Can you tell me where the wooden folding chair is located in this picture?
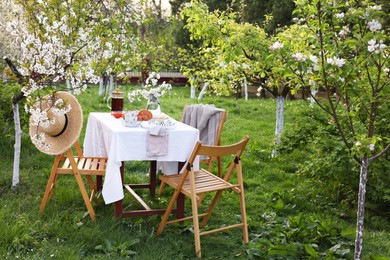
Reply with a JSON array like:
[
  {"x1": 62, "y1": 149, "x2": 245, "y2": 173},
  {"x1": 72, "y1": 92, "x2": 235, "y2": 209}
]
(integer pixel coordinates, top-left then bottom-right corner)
[
  {"x1": 156, "y1": 136, "x2": 249, "y2": 258},
  {"x1": 157, "y1": 104, "x2": 227, "y2": 196},
  {"x1": 39, "y1": 140, "x2": 107, "y2": 222}
]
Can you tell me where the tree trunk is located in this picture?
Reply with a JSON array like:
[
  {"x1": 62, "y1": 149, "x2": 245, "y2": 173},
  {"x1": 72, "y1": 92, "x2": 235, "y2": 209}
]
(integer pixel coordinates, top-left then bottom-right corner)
[
  {"x1": 99, "y1": 76, "x2": 104, "y2": 96},
  {"x1": 66, "y1": 79, "x2": 71, "y2": 91},
  {"x1": 190, "y1": 85, "x2": 196, "y2": 99},
  {"x1": 109, "y1": 74, "x2": 114, "y2": 93},
  {"x1": 354, "y1": 156, "x2": 368, "y2": 260},
  {"x1": 272, "y1": 95, "x2": 284, "y2": 157},
  {"x1": 104, "y1": 75, "x2": 109, "y2": 98},
  {"x1": 244, "y1": 78, "x2": 248, "y2": 101},
  {"x1": 198, "y1": 82, "x2": 208, "y2": 101},
  {"x1": 12, "y1": 101, "x2": 22, "y2": 187},
  {"x1": 190, "y1": 77, "x2": 196, "y2": 99}
]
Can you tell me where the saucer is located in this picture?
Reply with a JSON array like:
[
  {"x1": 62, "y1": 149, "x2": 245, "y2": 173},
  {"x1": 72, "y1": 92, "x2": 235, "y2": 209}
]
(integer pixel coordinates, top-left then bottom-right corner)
[
  {"x1": 141, "y1": 118, "x2": 177, "y2": 130},
  {"x1": 121, "y1": 119, "x2": 141, "y2": 127}
]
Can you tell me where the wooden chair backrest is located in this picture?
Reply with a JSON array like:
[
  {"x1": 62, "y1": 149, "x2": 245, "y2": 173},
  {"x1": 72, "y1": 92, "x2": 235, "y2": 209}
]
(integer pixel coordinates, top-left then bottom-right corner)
[
  {"x1": 180, "y1": 104, "x2": 227, "y2": 147},
  {"x1": 184, "y1": 136, "x2": 249, "y2": 180}
]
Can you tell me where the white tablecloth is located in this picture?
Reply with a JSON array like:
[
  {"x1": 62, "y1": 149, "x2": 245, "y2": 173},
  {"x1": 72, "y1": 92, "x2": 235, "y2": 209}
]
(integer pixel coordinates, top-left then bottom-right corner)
[{"x1": 83, "y1": 112, "x2": 199, "y2": 204}]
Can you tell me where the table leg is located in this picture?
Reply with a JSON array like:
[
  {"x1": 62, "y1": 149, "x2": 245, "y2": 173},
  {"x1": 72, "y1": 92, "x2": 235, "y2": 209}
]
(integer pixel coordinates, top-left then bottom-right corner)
[
  {"x1": 114, "y1": 162, "x2": 125, "y2": 218},
  {"x1": 177, "y1": 193, "x2": 185, "y2": 219},
  {"x1": 114, "y1": 160, "x2": 186, "y2": 219},
  {"x1": 96, "y1": 176, "x2": 102, "y2": 191},
  {"x1": 149, "y1": 161, "x2": 157, "y2": 196}
]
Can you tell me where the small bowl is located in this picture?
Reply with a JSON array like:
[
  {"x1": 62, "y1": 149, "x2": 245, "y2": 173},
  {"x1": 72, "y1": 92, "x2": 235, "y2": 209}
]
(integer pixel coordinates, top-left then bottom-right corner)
[{"x1": 111, "y1": 111, "x2": 124, "y2": 119}]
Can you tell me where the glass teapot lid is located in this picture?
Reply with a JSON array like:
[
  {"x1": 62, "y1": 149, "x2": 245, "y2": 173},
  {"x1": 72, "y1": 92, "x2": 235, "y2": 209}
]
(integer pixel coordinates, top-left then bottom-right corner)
[{"x1": 112, "y1": 89, "x2": 124, "y2": 98}]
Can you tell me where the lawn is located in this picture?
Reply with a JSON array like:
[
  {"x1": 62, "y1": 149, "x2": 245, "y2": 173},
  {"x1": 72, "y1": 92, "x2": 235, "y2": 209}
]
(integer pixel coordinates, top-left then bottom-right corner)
[{"x1": 0, "y1": 85, "x2": 389, "y2": 259}]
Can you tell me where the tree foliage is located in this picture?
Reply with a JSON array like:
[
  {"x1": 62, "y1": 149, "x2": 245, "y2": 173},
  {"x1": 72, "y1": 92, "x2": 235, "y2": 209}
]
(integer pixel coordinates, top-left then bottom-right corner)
[
  {"x1": 269, "y1": 1, "x2": 389, "y2": 258},
  {"x1": 170, "y1": 0, "x2": 295, "y2": 34}
]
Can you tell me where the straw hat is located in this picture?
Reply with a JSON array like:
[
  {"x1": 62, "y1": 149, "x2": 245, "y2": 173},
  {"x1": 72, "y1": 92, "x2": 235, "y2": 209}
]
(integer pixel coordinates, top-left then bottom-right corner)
[{"x1": 29, "y1": 91, "x2": 83, "y2": 155}]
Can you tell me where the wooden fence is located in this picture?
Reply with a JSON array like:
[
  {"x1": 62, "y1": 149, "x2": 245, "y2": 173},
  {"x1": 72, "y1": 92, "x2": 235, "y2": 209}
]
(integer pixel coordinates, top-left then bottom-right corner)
[{"x1": 122, "y1": 71, "x2": 188, "y2": 85}]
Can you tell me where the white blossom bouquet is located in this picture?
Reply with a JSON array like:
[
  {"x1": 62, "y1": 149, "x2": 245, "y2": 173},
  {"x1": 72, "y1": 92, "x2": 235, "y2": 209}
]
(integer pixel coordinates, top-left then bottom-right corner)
[{"x1": 127, "y1": 72, "x2": 172, "y2": 103}]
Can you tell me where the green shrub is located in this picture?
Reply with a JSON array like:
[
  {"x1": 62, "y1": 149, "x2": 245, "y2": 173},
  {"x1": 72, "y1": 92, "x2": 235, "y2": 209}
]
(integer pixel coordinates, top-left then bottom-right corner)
[{"x1": 279, "y1": 101, "x2": 390, "y2": 221}]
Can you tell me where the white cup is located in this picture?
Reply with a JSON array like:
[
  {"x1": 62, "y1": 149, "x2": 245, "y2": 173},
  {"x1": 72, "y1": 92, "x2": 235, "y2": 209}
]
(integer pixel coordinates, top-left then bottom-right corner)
[{"x1": 124, "y1": 110, "x2": 138, "y2": 125}]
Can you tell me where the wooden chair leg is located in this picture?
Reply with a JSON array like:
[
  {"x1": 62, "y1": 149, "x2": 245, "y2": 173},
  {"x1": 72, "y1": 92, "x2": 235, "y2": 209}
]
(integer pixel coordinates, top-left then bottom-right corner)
[
  {"x1": 238, "y1": 184, "x2": 248, "y2": 241},
  {"x1": 73, "y1": 172, "x2": 96, "y2": 222},
  {"x1": 191, "y1": 190, "x2": 202, "y2": 258},
  {"x1": 240, "y1": 190, "x2": 249, "y2": 243},
  {"x1": 85, "y1": 175, "x2": 97, "y2": 202},
  {"x1": 40, "y1": 171, "x2": 59, "y2": 211},
  {"x1": 236, "y1": 164, "x2": 248, "y2": 243},
  {"x1": 157, "y1": 189, "x2": 181, "y2": 235},
  {"x1": 40, "y1": 155, "x2": 62, "y2": 212},
  {"x1": 157, "y1": 181, "x2": 166, "y2": 196}
]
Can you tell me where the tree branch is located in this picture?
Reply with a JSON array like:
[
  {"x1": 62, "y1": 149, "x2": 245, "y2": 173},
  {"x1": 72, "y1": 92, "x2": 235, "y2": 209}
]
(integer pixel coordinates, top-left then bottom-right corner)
[
  {"x1": 368, "y1": 143, "x2": 390, "y2": 163},
  {"x1": 4, "y1": 57, "x2": 24, "y2": 82},
  {"x1": 4, "y1": 57, "x2": 27, "y2": 104}
]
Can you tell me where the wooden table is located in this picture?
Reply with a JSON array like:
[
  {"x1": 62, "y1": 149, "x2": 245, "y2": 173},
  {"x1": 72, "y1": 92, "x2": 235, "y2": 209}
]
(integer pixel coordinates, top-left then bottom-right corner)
[{"x1": 83, "y1": 112, "x2": 199, "y2": 218}]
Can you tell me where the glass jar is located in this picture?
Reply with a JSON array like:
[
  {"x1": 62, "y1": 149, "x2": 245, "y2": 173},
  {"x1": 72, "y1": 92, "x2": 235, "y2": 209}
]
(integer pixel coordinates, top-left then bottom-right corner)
[
  {"x1": 146, "y1": 95, "x2": 161, "y2": 117},
  {"x1": 108, "y1": 89, "x2": 124, "y2": 118}
]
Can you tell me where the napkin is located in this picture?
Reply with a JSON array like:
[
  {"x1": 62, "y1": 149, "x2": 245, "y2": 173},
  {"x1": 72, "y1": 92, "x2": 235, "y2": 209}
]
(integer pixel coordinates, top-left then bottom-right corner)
[
  {"x1": 149, "y1": 125, "x2": 164, "y2": 136},
  {"x1": 146, "y1": 126, "x2": 169, "y2": 156}
]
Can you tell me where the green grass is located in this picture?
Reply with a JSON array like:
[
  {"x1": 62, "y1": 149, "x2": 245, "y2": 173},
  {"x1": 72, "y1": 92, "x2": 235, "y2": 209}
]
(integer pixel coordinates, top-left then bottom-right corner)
[{"x1": 0, "y1": 85, "x2": 389, "y2": 259}]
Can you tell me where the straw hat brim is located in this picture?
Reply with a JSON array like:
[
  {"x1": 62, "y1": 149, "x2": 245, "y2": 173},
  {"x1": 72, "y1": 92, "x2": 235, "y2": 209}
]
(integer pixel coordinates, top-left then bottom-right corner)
[{"x1": 29, "y1": 91, "x2": 83, "y2": 155}]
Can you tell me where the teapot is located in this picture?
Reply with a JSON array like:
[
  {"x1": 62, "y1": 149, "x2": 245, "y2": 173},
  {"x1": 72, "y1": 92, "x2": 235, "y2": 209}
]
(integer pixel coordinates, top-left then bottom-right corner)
[{"x1": 107, "y1": 89, "x2": 124, "y2": 118}]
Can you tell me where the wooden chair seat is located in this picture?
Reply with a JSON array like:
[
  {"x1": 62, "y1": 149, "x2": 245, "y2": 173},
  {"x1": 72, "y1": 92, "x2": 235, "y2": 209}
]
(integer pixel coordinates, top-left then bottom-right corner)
[
  {"x1": 40, "y1": 141, "x2": 107, "y2": 222},
  {"x1": 57, "y1": 156, "x2": 107, "y2": 175},
  {"x1": 160, "y1": 169, "x2": 239, "y2": 199}
]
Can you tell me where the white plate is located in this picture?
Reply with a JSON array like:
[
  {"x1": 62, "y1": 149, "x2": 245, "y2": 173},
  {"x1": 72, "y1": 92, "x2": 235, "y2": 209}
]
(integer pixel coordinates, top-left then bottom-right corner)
[
  {"x1": 120, "y1": 118, "x2": 141, "y2": 127},
  {"x1": 141, "y1": 118, "x2": 177, "y2": 130}
]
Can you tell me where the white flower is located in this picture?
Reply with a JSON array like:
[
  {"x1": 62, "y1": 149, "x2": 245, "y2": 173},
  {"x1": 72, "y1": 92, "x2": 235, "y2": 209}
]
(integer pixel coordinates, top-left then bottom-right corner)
[
  {"x1": 368, "y1": 5, "x2": 382, "y2": 11},
  {"x1": 327, "y1": 57, "x2": 345, "y2": 68},
  {"x1": 292, "y1": 52, "x2": 307, "y2": 62},
  {"x1": 368, "y1": 39, "x2": 387, "y2": 53},
  {"x1": 369, "y1": 143, "x2": 375, "y2": 151},
  {"x1": 309, "y1": 55, "x2": 318, "y2": 64},
  {"x1": 355, "y1": 141, "x2": 361, "y2": 147},
  {"x1": 338, "y1": 26, "x2": 350, "y2": 38},
  {"x1": 368, "y1": 39, "x2": 376, "y2": 52},
  {"x1": 367, "y1": 19, "x2": 382, "y2": 32},
  {"x1": 270, "y1": 41, "x2": 283, "y2": 51},
  {"x1": 334, "y1": 58, "x2": 345, "y2": 67},
  {"x1": 128, "y1": 72, "x2": 172, "y2": 103},
  {"x1": 334, "y1": 13, "x2": 345, "y2": 19}
]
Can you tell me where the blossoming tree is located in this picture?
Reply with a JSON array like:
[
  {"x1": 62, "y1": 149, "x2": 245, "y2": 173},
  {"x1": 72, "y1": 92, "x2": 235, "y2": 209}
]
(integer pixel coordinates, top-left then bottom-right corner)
[
  {"x1": 1, "y1": 0, "x2": 140, "y2": 186},
  {"x1": 269, "y1": 1, "x2": 389, "y2": 258}
]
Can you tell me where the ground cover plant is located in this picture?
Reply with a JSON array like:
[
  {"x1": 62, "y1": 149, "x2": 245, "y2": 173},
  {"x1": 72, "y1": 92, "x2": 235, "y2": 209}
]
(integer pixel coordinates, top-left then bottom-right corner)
[{"x1": 0, "y1": 85, "x2": 389, "y2": 259}]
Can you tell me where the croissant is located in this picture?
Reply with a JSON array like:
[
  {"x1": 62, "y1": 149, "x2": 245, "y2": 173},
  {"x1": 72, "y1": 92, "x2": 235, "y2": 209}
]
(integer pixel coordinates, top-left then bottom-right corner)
[{"x1": 137, "y1": 109, "x2": 153, "y2": 121}]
